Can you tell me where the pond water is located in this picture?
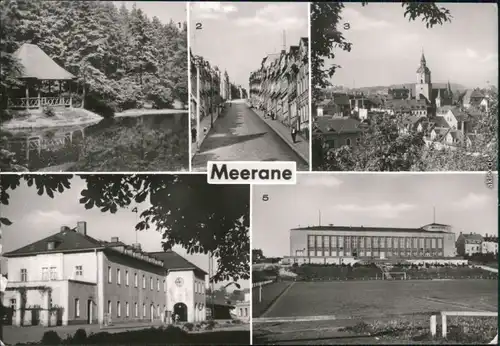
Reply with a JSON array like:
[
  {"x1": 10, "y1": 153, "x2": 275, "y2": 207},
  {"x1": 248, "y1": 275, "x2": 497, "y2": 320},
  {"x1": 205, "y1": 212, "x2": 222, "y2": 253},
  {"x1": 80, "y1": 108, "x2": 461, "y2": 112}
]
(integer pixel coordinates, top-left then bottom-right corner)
[{"x1": 1, "y1": 112, "x2": 189, "y2": 172}]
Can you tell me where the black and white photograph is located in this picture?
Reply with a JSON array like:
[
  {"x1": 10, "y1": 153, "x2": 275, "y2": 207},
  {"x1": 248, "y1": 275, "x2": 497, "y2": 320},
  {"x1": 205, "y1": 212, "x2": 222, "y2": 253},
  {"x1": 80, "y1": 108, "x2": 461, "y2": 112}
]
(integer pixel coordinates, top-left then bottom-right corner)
[
  {"x1": 0, "y1": 174, "x2": 250, "y2": 345},
  {"x1": 189, "y1": 2, "x2": 310, "y2": 171},
  {"x1": 311, "y1": 2, "x2": 498, "y2": 172},
  {"x1": 0, "y1": 1, "x2": 189, "y2": 172},
  {"x1": 252, "y1": 173, "x2": 498, "y2": 344}
]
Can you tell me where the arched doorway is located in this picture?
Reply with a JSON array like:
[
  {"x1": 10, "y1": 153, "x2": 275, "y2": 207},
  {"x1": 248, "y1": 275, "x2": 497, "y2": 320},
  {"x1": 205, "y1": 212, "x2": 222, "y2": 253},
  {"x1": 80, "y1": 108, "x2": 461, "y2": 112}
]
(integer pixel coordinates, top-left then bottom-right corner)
[{"x1": 173, "y1": 302, "x2": 188, "y2": 322}]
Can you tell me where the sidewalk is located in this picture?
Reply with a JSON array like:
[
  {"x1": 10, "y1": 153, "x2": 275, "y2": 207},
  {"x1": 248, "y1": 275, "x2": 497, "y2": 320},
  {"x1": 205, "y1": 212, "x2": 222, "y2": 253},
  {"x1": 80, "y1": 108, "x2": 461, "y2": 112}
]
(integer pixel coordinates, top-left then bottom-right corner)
[
  {"x1": 191, "y1": 110, "x2": 221, "y2": 159},
  {"x1": 252, "y1": 108, "x2": 309, "y2": 163}
]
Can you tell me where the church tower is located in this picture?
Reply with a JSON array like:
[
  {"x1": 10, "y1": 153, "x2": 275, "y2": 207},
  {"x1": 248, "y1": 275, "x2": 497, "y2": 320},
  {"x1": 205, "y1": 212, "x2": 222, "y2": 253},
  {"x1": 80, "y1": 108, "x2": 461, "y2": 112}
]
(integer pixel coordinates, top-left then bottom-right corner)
[{"x1": 415, "y1": 50, "x2": 432, "y2": 102}]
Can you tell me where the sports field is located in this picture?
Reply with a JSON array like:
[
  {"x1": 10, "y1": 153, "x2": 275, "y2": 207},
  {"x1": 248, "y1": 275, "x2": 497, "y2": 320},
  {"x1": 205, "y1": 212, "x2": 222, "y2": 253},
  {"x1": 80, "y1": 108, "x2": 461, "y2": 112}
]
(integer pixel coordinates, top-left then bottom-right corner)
[
  {"x1": 254, "y1": 280, "x2": 497, "y2": 344},
  {"x1": 262, "y1": 280, "x2": 497, "y2": 318}
]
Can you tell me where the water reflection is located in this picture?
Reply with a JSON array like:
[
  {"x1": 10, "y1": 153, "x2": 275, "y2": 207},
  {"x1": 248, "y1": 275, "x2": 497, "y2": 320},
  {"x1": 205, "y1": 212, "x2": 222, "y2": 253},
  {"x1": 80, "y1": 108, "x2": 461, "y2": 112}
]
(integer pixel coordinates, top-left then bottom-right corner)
[{"x1": 2, "y1": 113, "x2": 188, "y2": 171}]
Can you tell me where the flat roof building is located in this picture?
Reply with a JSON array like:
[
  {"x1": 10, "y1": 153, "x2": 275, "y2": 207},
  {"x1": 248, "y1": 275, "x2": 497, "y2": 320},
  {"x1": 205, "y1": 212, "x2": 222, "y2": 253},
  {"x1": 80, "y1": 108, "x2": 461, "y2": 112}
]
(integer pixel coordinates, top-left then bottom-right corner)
[{"x1": 285, "y1": 223, "x2": 456, "y2": 265}]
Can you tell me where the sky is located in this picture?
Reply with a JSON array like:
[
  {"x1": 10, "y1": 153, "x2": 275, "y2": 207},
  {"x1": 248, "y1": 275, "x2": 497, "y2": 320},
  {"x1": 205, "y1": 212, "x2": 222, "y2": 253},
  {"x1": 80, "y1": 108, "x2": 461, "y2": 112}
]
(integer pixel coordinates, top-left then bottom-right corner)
[
  {"x1": 112, "y1": 1, "x2": 187, "y2": 24},
  {"x1": 253, "y1": 173, "x2": 498, "y2": 258},
  {"x1": 328, "y1": 3, "x2": 498, "y2": 88},
  {"x1": 190, "y1": 2, "x2": 309, "y2": 90},
  {"x1": 0, "y1": 176, "x2": 248, "y2": 292}
]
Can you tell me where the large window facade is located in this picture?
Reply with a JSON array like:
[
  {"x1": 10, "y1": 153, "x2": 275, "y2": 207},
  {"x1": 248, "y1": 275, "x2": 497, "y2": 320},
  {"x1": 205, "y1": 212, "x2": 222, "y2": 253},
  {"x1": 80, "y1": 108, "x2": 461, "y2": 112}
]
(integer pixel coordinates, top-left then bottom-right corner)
[{"x1": 305, "y1": 233, "x2": 445, "y2": 258}]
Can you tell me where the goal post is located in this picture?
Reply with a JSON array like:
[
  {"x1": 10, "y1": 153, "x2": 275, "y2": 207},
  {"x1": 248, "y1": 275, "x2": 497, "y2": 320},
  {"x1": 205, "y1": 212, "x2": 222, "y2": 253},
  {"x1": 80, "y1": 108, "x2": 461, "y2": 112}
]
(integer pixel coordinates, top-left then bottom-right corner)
[{"x1": 389, "y1": 271, "x2": 407, "y2": 280}]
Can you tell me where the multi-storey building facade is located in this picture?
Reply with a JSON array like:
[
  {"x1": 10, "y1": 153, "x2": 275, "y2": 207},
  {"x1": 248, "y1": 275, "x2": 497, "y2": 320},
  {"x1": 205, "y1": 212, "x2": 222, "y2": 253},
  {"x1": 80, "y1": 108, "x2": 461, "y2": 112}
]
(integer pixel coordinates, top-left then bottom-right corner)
[
  {"x1": 482, "y1": 235, "x2": 498, "y2": 255},
  {"x1": 249, "y1": 37, "x2": 309, "y2": 135},
  {"x1": 2, "y1": 222, "x2": 206, "y2": 326},
  {"x1": 284, "y1": 223, "x2": 456, "y2": 265}
]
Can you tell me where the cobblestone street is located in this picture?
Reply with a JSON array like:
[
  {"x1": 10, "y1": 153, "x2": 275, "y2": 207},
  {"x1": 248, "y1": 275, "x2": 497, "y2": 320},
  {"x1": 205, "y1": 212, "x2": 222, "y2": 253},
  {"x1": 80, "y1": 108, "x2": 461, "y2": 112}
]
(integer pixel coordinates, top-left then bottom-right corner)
[{"x1": 192, "y1": 101, "x2": 308, "y2": 171}]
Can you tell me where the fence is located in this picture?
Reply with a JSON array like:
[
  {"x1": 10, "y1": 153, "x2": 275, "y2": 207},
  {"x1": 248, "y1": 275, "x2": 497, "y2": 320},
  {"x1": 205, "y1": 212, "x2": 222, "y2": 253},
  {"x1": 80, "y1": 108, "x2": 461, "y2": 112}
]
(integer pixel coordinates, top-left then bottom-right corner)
[
  {"x1": 430, "y1": 311, "x2": 498, "y2": 341},
  {"x1": 252, "y1": 280, "x2": 273, "y2": 288}
]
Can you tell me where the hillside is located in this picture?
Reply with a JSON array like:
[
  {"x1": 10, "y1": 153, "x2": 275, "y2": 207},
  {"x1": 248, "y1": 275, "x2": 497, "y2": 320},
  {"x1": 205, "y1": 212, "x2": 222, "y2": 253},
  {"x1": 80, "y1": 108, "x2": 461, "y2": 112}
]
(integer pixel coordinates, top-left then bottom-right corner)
[{"x1": 327, "y1": 83, "x2": 468, "y2": 95}]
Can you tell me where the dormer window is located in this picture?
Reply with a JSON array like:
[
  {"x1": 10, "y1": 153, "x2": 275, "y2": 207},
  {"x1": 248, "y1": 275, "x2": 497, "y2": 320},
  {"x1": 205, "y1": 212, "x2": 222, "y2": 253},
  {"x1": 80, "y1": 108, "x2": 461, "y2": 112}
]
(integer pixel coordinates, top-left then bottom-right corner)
[{"x1": 47, "y1": 241, "x2": 56, "y2": 250}]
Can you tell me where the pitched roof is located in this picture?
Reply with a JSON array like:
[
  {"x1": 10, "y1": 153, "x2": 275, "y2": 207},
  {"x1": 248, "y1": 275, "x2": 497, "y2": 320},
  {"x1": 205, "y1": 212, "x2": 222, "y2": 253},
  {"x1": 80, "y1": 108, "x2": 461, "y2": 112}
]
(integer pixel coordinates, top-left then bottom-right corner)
[
  {"x1": 314, "y1": 117, "x2": 362, "y2": 134},
  {"x1": 462, "y1": 233, "x2": 483, "y2": 241},
  {"x1": 291, "y1": 225, "x2": 452, "y2": 234},
  {"x1": 3, "y1": 228, "x2": 104, "y2": 257},
  {"x1": 13, "y1": 43, "x2": 75, "y2": 80},
  {"x1": 148, "y1": 250, "x2": 207, "y2": 275}
]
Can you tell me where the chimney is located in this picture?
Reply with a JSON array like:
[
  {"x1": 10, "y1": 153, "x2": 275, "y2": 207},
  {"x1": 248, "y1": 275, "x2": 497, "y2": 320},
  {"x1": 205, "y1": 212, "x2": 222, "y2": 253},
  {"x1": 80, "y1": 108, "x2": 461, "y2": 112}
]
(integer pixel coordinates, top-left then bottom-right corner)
[
  {"x1": 111, "y1": 237, "x2": 119, "y2": 243},
  {"x1": 77, "y1": 221, "x2": 87, "y2": 235}
]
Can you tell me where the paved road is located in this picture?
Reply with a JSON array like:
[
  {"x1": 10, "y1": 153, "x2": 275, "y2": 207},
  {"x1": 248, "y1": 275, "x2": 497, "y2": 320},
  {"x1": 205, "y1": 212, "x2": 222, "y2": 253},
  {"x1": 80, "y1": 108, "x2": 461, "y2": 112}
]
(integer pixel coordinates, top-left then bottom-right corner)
[{"x1": 192, "y1": 101, "x2": 308, "y2": 171}]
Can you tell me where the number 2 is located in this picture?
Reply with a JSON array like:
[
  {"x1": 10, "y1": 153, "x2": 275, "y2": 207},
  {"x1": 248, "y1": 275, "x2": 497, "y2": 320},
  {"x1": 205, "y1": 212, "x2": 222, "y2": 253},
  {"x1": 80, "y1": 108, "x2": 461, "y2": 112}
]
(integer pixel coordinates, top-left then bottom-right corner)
[{"x1": 196, "y1": 22, "x2": 202, "y2": 30}]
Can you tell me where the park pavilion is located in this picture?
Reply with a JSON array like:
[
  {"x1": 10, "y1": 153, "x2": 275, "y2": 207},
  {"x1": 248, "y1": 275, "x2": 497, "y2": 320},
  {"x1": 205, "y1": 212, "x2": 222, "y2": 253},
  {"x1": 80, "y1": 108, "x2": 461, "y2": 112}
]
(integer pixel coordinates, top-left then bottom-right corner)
[{"x1": 7, "y1": 43, "x2": 77, "y2": 111}]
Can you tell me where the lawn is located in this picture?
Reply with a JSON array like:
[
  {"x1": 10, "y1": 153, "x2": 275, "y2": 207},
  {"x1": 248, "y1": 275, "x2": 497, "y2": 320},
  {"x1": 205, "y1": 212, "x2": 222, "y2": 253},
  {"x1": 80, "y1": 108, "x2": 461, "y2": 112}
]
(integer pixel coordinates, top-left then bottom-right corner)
[
  {"x1": 264, "y1": 280, "x2": 497, "y2": 318},
  {"x1": 252, "y1": 281, "x2": 291, "y2": 318}
]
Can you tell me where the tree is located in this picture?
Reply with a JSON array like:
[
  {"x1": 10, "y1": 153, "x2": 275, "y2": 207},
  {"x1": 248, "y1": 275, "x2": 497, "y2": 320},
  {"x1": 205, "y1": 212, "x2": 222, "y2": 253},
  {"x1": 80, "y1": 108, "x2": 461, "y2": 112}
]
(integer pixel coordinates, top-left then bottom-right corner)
[
  {"x1": 0, "y1": 174, "x2": 250, "y2": 283},
  {"x1": 252, "y1": 249, "x2": 264, "y2": 260},
  {"x1": 319, "y1": 114, "x2": 426, "y2": 171},
  {"x1": 311, "y1": 2, "x2": 452, "y2": 106}
]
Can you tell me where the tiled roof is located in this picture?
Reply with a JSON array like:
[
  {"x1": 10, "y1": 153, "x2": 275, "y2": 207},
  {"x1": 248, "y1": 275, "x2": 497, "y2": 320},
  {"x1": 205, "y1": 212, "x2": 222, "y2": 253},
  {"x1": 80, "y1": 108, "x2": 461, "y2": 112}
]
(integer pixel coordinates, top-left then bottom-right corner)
[
  {"x1": 291, "y1": 225, "x2": 452, "y2": 234},
  {"x1": 429, "y1": 116, "x2": 450, "y2": 129},
  {"x1": 13, "y1": 43, "x2": 75, "y2": 80},
  {"x1": 148, "y1": 250, "x2": 207, "y2": 275},
  {"x1": 462, "y1": 233, "x2": 483, "y2": 241},
  {"x1": 3, "y1": 228, "x2": 104, "y2": 257},
  {"x1": 314, "y1": 117, "x2": 362, "y2": 134}
]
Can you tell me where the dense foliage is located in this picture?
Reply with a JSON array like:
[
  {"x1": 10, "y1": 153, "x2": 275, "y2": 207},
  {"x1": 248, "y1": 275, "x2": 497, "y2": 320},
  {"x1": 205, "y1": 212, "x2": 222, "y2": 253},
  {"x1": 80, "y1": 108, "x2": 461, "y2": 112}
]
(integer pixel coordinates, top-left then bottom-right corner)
[
  {"x1": 0, "y1": 175, "x2": 250, "y2": 283},
  {"x1": 0, "y1": 0, "x2": 187, "y2": 114},
  {"x1": 314, "y1": 90, "x2": 498, "y2": 171}
]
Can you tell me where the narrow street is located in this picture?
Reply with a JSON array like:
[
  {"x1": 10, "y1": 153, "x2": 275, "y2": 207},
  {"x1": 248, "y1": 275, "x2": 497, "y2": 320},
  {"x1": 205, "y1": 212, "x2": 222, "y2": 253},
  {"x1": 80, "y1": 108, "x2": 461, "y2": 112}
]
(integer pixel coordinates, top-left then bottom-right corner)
[{"x1": 192, "y1": 101, "x2": 308, "y2": 171}]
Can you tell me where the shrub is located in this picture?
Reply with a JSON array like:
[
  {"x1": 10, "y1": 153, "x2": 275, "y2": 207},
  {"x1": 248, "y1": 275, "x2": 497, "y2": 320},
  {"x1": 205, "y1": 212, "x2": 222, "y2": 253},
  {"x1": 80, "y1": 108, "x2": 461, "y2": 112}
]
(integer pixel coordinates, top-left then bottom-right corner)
[
  {"x1": 84, "y1": 94, "x2": 116, "y2": 118},
  {"x1": 183, "y1": 322, "x2": 194, "y2": 331},
  {"x1": 43, "y1": 106, "x2": 56, "y2": 117},
  {"x1": 41, "y1": 330, "x2": 61, "y2": 345},
  {"x1": 71, "y1": 328, "x2": 87, "y2": 344}
]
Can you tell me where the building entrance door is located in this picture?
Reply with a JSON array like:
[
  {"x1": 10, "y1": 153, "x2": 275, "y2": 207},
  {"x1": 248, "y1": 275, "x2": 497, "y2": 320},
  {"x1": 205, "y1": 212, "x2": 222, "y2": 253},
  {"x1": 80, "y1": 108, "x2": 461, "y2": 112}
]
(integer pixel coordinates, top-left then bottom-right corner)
[
  {"x1": 87, "y1": 300, "x2": 92, "y2": 324},
  {"x1": 173, "y1": 302, "x2": 188, "y2": 322}
]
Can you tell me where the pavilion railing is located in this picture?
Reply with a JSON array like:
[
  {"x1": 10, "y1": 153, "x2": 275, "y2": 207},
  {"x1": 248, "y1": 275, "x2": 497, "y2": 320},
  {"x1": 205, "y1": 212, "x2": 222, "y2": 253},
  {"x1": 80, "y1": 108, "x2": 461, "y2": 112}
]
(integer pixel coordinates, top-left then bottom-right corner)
[{"x1": 7, "y1": 97, "x2": 72, "y2": 109}]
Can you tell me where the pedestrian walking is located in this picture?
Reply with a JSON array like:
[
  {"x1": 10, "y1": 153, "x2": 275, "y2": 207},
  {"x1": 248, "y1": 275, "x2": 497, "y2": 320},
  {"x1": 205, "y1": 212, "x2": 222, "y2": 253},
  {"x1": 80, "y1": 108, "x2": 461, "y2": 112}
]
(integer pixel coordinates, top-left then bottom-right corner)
[
  {"x1": 291, "y1": 126, "x2": 297, "y2": 143},
  {"x1": 191, "y1": 127, "x2": 197, "y2": 143}
]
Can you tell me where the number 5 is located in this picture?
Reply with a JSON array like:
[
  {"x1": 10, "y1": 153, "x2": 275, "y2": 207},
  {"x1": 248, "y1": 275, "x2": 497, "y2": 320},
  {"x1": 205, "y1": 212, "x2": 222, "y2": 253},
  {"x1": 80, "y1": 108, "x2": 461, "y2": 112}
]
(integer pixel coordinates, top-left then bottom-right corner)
[{"x1": 262, "y1": 194, "x2": 269, "y2": 202}]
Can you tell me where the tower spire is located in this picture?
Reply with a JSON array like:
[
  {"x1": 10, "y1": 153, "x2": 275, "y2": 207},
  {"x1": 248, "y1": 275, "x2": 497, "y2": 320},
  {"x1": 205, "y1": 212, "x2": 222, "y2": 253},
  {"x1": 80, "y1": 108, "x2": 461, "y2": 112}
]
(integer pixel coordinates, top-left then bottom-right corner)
[{"x1": 420, "y1": 48, "x2": 426, "y2": 65}]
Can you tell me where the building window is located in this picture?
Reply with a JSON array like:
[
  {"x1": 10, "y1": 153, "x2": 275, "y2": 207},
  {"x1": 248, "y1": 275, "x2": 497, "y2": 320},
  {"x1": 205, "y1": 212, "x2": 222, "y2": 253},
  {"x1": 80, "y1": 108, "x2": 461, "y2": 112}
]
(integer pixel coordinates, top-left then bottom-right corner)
[
  {"x1": 108, "y1": 266, "x2": 112, "y2": 283},
  {"x1": 163, "y1": 279, "x2": 166, "y2": 292},
  {"x1": 126, "y1": 302, "x2": 129, "y2": 317},
  {"x1": 157, "y1": 279, "x2": 160, "y2": 291},
  {"x1": 49, "y1": 267, "x2": 57, "y2": 280},
  {"x1": 117, "y1": 301, "x2": 121, "y2": 318},
  {"x1": 126, "y1": 271, "x2": 129, "y2": 286},
  {"x1": 157, "y1": 305, "x2": 160, "y2": 317},
  {"x1": 117, "y1": 268, "x2": 121, "y2": 285},
  {"x1": 75, "y1": 265, "x2": 83, "y2": 277},
  {"x1": 245, "y1": 308, "x2": 248, "y2": 317},
  {"x1": 150, "y1": 277, "x2": 153, "y2": 290},
  {"x1": 135, "y1": 303, "x2": 138, "y2": 317},
  {"x1": 42, "y1": 267, "x2": 49, "y2": 281},
  {"x1": 75, "y1": 299, "x2": 80, "y2": 318},
  {"x1": 108, "y1": 300, "x2": 112, "y2": 315},
  {"x1": 143, "y1": 304, "x2": 146, "y2": 318},
  {"x1": 346, "y1": 138, "x2": 351, "y2": 146},
  {"x1": 134, "y1": 273, "x2": 138, "y2": 287},
  {"x1": 437, "y1": 238, "x2": 443, "y2": 248},
  {"x1": 142, "y1": 275, "x2": 146, "y2": 289},
  {"x1": 10, "y1": 299, "x2": 16, "y2": 311}
]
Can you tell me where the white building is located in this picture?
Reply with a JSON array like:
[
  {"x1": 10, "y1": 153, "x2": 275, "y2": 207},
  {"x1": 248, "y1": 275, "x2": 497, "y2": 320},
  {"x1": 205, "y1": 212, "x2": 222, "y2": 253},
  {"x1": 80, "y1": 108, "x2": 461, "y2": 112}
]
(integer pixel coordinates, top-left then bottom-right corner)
[
  {"x1": 2, "y1": 222, "x2": 206, "y2": 327},
  {"x1": 481, "y1": 235, "x2": 499, "y2": 255}
]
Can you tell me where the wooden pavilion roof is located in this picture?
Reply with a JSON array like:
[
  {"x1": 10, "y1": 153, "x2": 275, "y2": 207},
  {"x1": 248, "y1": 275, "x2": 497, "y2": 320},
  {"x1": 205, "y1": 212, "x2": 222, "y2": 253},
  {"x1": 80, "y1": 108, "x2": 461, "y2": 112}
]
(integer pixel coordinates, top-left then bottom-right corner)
[{"x1": 13, "y1": 43, "x2": 75, "y2": 81}]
